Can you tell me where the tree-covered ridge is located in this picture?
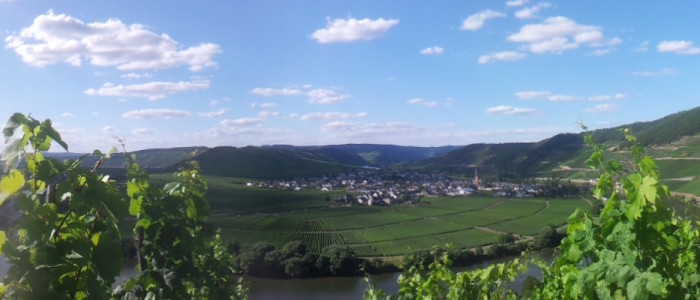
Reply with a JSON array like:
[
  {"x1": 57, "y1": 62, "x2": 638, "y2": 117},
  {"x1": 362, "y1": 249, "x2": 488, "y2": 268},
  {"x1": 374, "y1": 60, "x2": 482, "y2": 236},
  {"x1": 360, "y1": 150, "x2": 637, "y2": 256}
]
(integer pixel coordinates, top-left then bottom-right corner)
[
  {"x1": 0, "y1": 113, "x2": 246, "y2": 299},
  {"x1": 366, "y1": 128, "x2": 700, "y2": 299}
]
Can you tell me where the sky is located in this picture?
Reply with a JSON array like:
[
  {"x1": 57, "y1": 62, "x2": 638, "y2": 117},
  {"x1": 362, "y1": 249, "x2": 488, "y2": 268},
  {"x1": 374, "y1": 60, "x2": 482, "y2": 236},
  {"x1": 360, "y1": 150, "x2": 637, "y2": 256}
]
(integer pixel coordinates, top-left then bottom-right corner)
[{"x1": 1, "y1": 1, "x2": 699, "y2": 153}]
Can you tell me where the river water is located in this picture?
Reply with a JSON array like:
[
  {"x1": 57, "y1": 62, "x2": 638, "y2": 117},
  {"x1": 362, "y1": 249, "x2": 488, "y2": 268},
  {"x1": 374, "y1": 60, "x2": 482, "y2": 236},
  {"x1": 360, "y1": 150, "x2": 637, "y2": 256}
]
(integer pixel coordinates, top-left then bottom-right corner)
[{"x1": 1, "y1": 252, "x2": 549, "y2": 299}]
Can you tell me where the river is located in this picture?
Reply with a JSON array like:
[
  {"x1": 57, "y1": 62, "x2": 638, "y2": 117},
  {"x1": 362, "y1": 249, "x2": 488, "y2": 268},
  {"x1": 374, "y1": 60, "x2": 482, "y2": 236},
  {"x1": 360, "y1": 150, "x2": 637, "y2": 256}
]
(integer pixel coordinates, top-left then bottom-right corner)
[{"x1": 1, "y1": 252, "x2": 550, "y2": 299}]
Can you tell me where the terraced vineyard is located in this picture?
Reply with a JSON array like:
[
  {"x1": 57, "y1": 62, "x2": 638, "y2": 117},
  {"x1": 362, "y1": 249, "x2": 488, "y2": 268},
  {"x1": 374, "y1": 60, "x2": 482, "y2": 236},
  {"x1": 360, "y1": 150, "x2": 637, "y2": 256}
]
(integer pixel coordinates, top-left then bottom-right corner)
[{"x1": 211, "y1": 195, "x2": 591, "y2": 257}]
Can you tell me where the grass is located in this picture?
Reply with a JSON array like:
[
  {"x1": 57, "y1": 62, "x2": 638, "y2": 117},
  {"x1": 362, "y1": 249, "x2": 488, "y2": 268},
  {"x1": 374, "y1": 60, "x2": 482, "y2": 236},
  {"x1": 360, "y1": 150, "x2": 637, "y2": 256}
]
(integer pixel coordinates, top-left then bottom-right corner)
[
  {"x1": 143, "y1": 174, "x2": 593, "y2": 256},
  {"x1": 202, "y1": 178, "x2": 592, "y2": 256}
]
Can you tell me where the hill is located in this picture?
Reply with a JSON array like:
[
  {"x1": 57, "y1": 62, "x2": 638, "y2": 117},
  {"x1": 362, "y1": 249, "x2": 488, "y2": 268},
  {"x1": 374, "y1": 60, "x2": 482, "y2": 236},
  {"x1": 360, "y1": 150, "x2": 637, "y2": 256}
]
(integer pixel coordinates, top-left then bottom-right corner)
[
  {"x1": 174, "y1": 146, "x2": 358, "y2": 179},
  {"x1": 402, "y1": 106, "x2": 700, "y2": 185},
  {"x1": 274, "y1": 144, "x2": 461, "y2": 167},
  {"x1": 400, "y1": 133, "x2": 584, "y2": 178}
]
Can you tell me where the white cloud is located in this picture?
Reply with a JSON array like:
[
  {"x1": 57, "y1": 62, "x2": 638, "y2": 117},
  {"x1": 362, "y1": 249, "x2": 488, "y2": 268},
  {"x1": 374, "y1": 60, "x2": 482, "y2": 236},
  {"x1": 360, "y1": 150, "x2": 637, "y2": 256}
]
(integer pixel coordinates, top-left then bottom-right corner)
[
  {"x1": 657, "y1": 40, "x2": 700, "y2": 55},
  {"x1": 586, "y1": 48, "x2": 613, "y2": 56},
  {"x1": 311, "y1": 17, "x2": 399, "y2": 43},
  {"x1": 506, "y1": 0, "x2": 529, "y2": 7},
  {"x1": 515, "y1": 90, "x2": 551, "y2": 100},
  {"x1": 548, "y1": 94, "x2": 582, "y2": 102},
  {"x1": 321, "y1": 121, "x2": 436, "y2": 139},
  {"x1": 220, "y1": 118, "x2": 264, "y2": 127},
  {"x1": 121, "y1": 72, "x2": 152, "y2": 79},
  {"x1": 631, "y1": 68, "x2": 679, "y2": 77},
  {"x1": 85, "y1": 80, "x2": 210, "y2": 100},
  {"x1": 5, "y1": 10, "x2": 221, "y2": 71},
  {"x1": 407, "y1": 98, "x2": 439, "y2": 108},
  {"x1": 259, "y1": 102, "x2": 278, "y2": 108},
  {"x1": 514, "y1": 2, "x2": 551, "y2": 19},
  {"x1": 101, "y1": 126, "x2": 116, "y2": 133},
  {"x1": 478, "y1": 51, "x2": 526, "y2": 64},
  {"x1": 132, "y1": 128, "x2": 156, "y2": 135},
  {"x1": 420, "y1": 46, "x2": 444, "y2": 55},
  {"x1": 507, "y1": 16, "x2": 611, "y2": 54},
  {"x1": 461, "y1": 10, "x2": 505, "y2": 31},
  {"x1": 633, "y1": 40, "x2": 649, "y2": 52},
  {"x1": 61, "y1": 112, "x2": 75, "y2": 117},
  {"x1": 209, "y1": 100, "x2": 219, "y2": 106},
  {"x1": 585, "y1": 103, "x2": 618, "y2": 113},
  {"x1": 198, "y1": 108, "x2": 227, "y2": 118},
  {"x1": 300, "y1": 112, "x2": 368, "y2": 121},
  {"x1": 257, "y1": 111, "x2": 279, "y2": 118},
  {"x1": 122, "y1": 108, "x2": 192, "y2": 119},
  {"x1": 588, "y1": 93, "x2": 627, "y2": 101},
  {"x1": 250, "y1": 87, "x2": 303, "y2": 97},
  {"x1": 485, "y1": 105, "x2": 537, "y2": 115},
  {"x1": 308, "y1": 89, "x2": 349, "y2": 104}
]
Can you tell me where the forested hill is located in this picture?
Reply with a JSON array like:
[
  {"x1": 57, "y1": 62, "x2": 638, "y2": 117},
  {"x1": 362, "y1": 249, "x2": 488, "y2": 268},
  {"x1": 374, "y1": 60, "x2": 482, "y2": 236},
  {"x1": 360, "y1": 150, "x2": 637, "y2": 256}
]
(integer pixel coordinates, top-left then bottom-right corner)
[
  {"x1": 401, "y1": 105, "x2": 700, "y2": 181},
  {"x1": 399, "y1": 133, "x2": 584, "y2": 178},
  {"x1": 268, "y1": 144, "x2": 461, "y2": 167},
  {"x1": 591, "y1": 106, "x2": 700, "y2": 145},
  {"x1": 40, "y1": 106, "x2": 700, "y2": 184}
]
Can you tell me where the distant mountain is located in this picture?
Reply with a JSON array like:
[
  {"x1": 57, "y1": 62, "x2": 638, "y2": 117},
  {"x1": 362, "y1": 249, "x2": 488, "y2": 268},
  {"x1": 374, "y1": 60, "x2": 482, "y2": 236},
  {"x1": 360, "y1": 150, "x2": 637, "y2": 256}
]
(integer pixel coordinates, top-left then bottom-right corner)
[
  {"x1": 401, "y1": 106, "x2": 700, "y2": 182},
  {"x1": 268, "y1": 144, "x2": 461, "y2": 167},
  {"x1": 175, "y1": 146, "x2": 357, "y2": 179},
  {"x1": 37, "y1": 106, "x2": 700, "y2": 187},
  {"x1": 45, "y1": 147, "x2": 206, "y2": 170},
  {"x1": 401, "y1": 133, "x2": 584, "y2": 178}
]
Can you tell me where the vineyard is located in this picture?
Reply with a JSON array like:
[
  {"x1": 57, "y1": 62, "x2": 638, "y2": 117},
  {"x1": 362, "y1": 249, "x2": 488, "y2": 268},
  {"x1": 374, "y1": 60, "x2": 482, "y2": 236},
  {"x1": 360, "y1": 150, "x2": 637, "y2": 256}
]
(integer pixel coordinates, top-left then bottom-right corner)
[{"x1": 208, "y1": 186, "x2": 591, "y2": 257}]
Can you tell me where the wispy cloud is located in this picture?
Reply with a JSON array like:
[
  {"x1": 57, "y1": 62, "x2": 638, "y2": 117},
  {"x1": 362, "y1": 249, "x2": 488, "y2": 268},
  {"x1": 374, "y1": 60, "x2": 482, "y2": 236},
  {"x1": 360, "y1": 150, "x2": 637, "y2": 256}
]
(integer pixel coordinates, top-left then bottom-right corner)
[
  {"x1": 514, "y1": 2, "x2": 551, "y2": 19},
  {"x1": 461, "y1": 10, "x2": 505, "y2": 31},
  {"x1": 61, "y1": 112, "x2": 76, "y2": 118},
  {"x1": 299, "y1": 112, "x2": 368, "y2": 121},
  {"x1": 85, "y1": 80, "x2": 210, "y2": 100},
  {"x1": 585, "y1": 103, "x2": 618, "y2": 113},
  {"x1": 420, "y1": 46, "x2": 444, "y2": 55},
  {"x1": 198, "y1": 108, "x2": 227, "y2": 118},
  {"x1": 478, "y1": 51, "x2": 526, "y2": 64},
  {"x1": 548, "y1": 94, "x2": 583, "y2": 102},
  {"x1": 515, "y1": 90, "x2": 552, "y2": 100},
  {"x1": 122, "y1": 108, "x2": 192, "y2": 119},
  {"x1": 308, "y1": 89, "x2": 349, "y2": 104},
  {"x1": 657, "y1": 40, "x2": 700, "y2": 55},
  {"x1": 121, "y1": 73, "x2": 153, "y2": 80},
  {"x1": 250, "y1": 87, "x2": 303, "y2": 97},
  {"x1": 485, "y1": 105, "x2": 537, "y2": 115},
  {"x1": 632, "y1": 40, "x2": 649, "y2": 52},
  {"x1": 132, "y1": 128, "x2": 157, "y2": 135},
  {"x1": 588, "y1": 93, "x2": 627, "y2": 101},
  {"x1": 5, "y1": 10, "x2": 221, "y2": 71},
  {"x1": 407, "y1": 98, "x2": 440, "y2": 107},
  {"x1": 311, "y1": 17, "x2": 399, "y2": 43},
  {"x1": 631, "y1": 68, "x2": 678, "y2": 77},
  {"x1": 506, "y1": 0, "x2": 529, "y2": 7}
]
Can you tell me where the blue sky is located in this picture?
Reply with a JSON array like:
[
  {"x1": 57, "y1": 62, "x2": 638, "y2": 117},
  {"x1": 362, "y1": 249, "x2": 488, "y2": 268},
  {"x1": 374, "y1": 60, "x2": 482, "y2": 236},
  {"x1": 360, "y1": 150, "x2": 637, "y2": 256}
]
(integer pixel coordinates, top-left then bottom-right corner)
[{"x1": 1, "y1": 1, "x2": 699, "y2": 152}]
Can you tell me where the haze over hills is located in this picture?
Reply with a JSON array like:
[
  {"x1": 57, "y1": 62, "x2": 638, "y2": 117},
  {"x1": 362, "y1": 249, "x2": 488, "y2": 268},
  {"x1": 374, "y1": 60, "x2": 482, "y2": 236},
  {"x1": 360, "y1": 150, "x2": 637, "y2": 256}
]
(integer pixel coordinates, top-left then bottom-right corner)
[{"x1": 41, "y1": 106, "x2": 700, "y2": 193}]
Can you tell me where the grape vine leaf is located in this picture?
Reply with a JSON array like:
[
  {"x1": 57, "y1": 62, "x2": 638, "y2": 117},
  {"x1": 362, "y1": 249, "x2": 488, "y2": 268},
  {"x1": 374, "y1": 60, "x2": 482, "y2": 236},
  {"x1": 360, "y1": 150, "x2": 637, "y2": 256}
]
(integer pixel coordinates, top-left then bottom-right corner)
[{"x1": 0, "y1": 169, "x2": 25, "y2": 206}]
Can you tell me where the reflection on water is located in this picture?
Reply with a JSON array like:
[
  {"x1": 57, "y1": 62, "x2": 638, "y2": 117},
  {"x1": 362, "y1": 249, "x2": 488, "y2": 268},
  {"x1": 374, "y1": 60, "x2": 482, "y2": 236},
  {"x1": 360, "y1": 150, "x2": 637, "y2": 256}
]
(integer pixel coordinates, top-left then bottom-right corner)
[{"x1": 1, "y1": 250, "x2": 555, "y2": 299}]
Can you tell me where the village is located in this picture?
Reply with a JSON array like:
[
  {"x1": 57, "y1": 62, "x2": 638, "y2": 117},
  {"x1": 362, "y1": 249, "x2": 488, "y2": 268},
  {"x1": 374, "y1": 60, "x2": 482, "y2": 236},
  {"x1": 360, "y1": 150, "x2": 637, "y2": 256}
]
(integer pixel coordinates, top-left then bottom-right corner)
[{"x1": 246, "y1": 168, "x2": 585, "y2": 206}]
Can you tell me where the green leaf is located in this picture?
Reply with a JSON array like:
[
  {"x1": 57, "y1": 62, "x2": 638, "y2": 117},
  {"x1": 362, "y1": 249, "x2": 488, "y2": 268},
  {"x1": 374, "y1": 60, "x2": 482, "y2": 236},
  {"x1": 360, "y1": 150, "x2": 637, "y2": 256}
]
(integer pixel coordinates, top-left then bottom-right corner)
[
  {"x1": 129, "y1": 197, "x2": 143, "y2": 216},
  {"x1": 41, "y1": 119, "x2": 68, "y2": 151},
  {"x1": 0, "y1": 169, "x2": 26, "y2": 206},
  {"x1": 91, "y1": 233, "x2": 101, "y2": 246},
  {"x1": 0, "y1": 231, "x2": 6, "y2": 253}
]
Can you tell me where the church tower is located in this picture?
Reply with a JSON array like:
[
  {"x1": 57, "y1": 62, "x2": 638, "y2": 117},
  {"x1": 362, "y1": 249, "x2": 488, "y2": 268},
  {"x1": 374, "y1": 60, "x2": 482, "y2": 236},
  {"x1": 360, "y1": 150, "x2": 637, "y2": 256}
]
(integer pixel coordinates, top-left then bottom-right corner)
[{"x1": 473, "y1": 168, "x2": 480, "y2": 186}]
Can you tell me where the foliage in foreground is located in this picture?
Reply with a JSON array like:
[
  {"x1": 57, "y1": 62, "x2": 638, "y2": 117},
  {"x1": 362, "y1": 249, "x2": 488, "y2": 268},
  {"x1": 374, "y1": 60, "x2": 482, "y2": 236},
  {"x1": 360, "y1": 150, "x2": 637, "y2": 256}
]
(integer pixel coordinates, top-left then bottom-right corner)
[
  {"x1": 366, "y1": 128, "x2": 700, "y2": 299},
  {"x1": 0, "y1": 113, "x2": 246, "y2": 299}
]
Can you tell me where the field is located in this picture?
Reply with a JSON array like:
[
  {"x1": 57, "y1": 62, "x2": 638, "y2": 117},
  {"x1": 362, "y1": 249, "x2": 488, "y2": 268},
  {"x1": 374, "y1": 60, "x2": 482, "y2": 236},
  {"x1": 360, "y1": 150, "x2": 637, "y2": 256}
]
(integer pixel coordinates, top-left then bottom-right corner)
[{"x1": 189, "y1": 175, "x2": 592, "y2": 257}]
